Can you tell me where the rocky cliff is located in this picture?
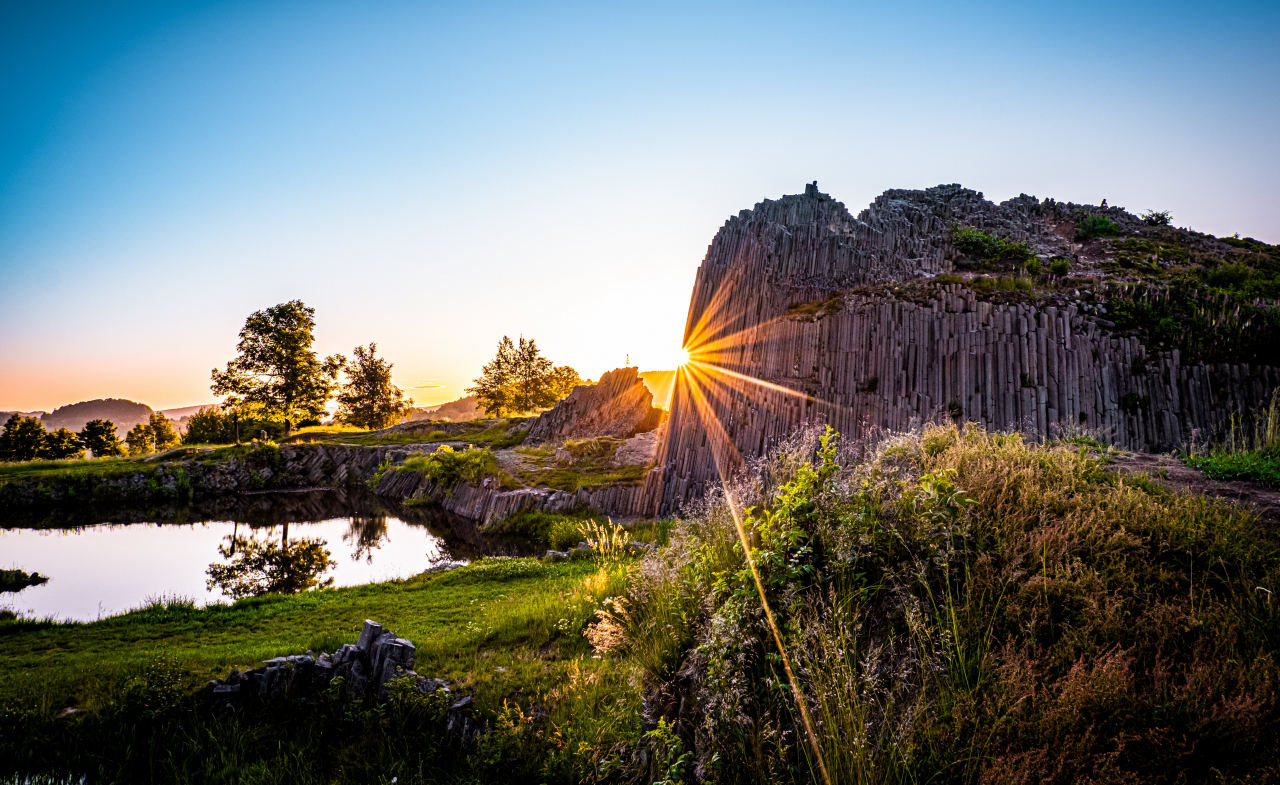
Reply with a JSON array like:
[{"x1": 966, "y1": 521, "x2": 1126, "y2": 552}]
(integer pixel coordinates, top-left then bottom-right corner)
[
  {"x1": 644, "y1": 183, "x2": 1280, "y2": 515},
  {"x1": 526, "y1": 367, "x2": 663, "y2": 443}
]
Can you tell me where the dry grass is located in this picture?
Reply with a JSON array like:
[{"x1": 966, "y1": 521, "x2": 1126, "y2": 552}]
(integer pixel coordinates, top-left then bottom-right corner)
[{"x1": 621, "y1": 422, "x2": 1280, "y2": 783}]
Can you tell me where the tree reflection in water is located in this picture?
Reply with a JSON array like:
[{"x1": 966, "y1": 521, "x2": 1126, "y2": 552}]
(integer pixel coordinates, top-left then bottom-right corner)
[
  {"x1": 205, "y1": 522, "x2": 336, "y2": 599},
  {"x1": 343, "y1": 515, "x2": 389, "y2": 564}
]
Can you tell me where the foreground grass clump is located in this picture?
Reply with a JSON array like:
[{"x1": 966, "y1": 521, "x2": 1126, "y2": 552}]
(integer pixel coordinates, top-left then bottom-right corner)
[
  {"x1": 0, "y1": 557, "x2": 639, "y2": 783},
  {"x1": 0, "y1": 569, "x2": 49, "y2": 593},
  {"x1": 613, "y1": 423, "x2": 1280, "y2": 783}
]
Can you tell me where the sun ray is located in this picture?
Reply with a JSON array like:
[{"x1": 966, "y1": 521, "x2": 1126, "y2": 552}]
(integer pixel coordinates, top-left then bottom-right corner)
[{"x1": 671, "y1": 354, "x2": 833, "y2": 785}]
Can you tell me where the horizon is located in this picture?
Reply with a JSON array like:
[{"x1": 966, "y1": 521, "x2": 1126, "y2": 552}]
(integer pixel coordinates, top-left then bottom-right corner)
[{"x1": 3, "y1": 0, "x2": 1278, "y2": 412}]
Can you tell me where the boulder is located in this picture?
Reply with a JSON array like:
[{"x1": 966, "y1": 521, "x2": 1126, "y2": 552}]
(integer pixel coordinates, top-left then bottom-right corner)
[{"x1": 526, "y1": 367, "x2": 664, "y2": 444}]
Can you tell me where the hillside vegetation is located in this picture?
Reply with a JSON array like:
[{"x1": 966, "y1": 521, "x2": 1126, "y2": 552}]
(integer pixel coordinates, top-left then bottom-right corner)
[{"x1": 4, "y1": 422, "x2": 1278, "y2": 783}]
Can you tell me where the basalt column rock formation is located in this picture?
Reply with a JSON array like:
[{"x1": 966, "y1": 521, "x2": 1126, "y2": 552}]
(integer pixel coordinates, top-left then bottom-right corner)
[
  {"x1": 526, "y1": 367, "x2": 663, "y2": 443},
  {"x1": 645, "y1": 183, "x2": 1280, "y2": 515}
]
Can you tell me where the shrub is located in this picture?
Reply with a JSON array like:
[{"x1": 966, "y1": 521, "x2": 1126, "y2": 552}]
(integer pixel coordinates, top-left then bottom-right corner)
[
  {"x1": 1050, "y1": 257, "x2": 1071, "y2": 276},
  {"x1": 1026, "y1": 258, "x2": 1043, "y2": 276},
  {"x1": 401, "y1": 445, "x2": 504, "y2": 488},
  {"x1": 1076, "y1": 214, "x2": 1121, "y2": 240},
  {"x1": 1141, "y1": 209, "x2": 1172, "y2": 226},
  {"x1": 950, "y1": 225, "x2": 1033, "y2": 265}
]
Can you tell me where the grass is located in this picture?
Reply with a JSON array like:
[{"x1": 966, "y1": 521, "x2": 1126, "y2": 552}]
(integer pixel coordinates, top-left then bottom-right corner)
[
  {"x1": 949, "y1": 224, "x2": 1034, "y2": 266},
  {"x1": 0, "y1": 556, "x2": 640, "y2": 783},
  {"x1": 304, "y1": 420, "x2": 530, "y2": 449},
  {"x1": 0, "y1": 456, "x2": 148, "y2": 481},
  {"x1": 520, "y1": 464, "x2": 649, "y2": 492},
  {"x1": 614, "y1": 423, "x2": 1280, "y2": 782},
  {"x1": 0, "y1": 569, "x2": 49, "y2": 593},
  {"x1": 1183, "y1": 389, "x2": 1280, "y2": 488},
  {"x1": 393, "y1": 446, "x2": 520, "y2": 491}
]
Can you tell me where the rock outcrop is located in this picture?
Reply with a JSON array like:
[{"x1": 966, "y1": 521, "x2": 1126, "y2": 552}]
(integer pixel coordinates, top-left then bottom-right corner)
[
  {"x1": 209, "y1": 619, "x2": 481, "y2": 744},
  {"x1": 642, "y1": 183, "x2": 1280, "y2": 515},
  {"x1": 526, "y1": 368, "x2": 663, "y2": 444}
]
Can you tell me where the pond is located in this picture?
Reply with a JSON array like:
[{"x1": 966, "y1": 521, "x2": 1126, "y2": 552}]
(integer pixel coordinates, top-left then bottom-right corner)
[{"x1": 0, "y1": 489, "x2": 530, "y2": 622}]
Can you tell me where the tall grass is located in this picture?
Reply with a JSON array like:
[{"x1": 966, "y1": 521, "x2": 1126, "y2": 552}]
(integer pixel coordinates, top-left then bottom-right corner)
[
  {"x1": 1186, "y1": 387, "x2": 1280, "y2": 487},
  {"x1": 620, "y1": 423, "x2": 1280, "y2": 783}
]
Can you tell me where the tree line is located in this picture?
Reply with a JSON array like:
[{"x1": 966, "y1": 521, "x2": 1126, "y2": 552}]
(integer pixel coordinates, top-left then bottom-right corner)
[
  {"x1": 0, "y1": 413, "x2": 175, "y2": 461},
  {"x1": 0, "y1": 300, "x2": 587, "y2": 462}
]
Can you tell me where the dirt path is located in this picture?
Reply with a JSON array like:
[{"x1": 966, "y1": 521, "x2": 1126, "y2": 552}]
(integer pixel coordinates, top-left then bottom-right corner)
[{"x1": 1111, "y1": 452, "x2": 1280, "y2": 524}]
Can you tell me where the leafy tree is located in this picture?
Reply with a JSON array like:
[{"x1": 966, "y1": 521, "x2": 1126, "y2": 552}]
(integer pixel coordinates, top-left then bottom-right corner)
[
  {"x1": 125, "y1": 423, "x2": 153, "y2": 457},
  {"x1": 78, "y1": 419, "x2": 124, "y2": 457},
  {"x1": 467, "y1": 336, "x2": 582, "y2": 417},
  {"x1": 210, "y1": 300, "x2": 344, "y2": 437},
  {"x1": 0, "y1": 415, "x2": 48, "y2": 462},
  {"x1": 467, "y1": 336, "x2": 517, "y2": 417},
  {"x1": 511, "y1": 336, "x2": 555, "y2": 413},
  {"x1": 205, "y1": 531, "x2": 336, "y2": 598},
  {"x1": 549, "y1": 365, "x2": 584, "y2": 401},
  {"x1": 182, "y1": 407, "x2": 229, "y2": 445},
  {"x1": 148, "y1": 412, "x2": 180, "y2": 452},
  {"x1": 43, "y1": 428, "x2": 85, "y2": 460},
  {"x1": 334, "y1": 343, "x2": 414, "y2": 430}
]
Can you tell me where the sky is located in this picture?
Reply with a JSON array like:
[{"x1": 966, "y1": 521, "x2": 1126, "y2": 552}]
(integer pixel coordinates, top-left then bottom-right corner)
[{"x1": 1, "y1": 0, "x2": 1277, "y2": 413}]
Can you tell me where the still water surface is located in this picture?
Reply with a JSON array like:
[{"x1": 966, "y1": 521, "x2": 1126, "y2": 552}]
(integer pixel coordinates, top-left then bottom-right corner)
[{"x1": 1, "y1": 492, "x2": 475, "y2": 622}]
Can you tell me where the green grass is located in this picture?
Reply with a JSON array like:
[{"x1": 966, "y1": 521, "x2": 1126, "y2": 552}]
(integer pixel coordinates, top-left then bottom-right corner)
[
  {"x1": 1186, "y1": 451, "x2": 1280, "y2": 487},
  {"x1": 0, "y1": 456, "x2": 149, "y2": 481},
  {"x1": 0, "y1": 569, "x2": 49, "y2": 593},
  {"x1": 0, "y1": 557, "x2": 640, "y2": 783},
  {"x1": 520, "y1": 464, "x2": 649, "y2": 492},
  {"x1": 300, "y1": 420, "x2": 530, "y2": 449}
]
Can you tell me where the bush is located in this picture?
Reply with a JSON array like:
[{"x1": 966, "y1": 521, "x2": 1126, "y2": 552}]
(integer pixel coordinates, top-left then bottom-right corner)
[
  {"x1": 1026, "y1": 258, "x2": 1043, "y2": 276},
  {"x1": 949, "y1": 225, "x2": 1034, "y2": 265},
  {"x1": 1050, "y1": 257, "x2": 1071, "y2": 276},
  {"x1": 401, "y1": 445, "x2": 504, "y2": 489},
  {"x1": 1076, "y1": 214, "x2": 1121, "y2": 240},
  {"x1": 1141, "y1": 209, "x2": 1172, "y2": 226}
]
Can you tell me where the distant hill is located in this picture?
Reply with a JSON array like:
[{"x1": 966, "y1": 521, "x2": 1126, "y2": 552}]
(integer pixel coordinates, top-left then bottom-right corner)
[
  {"x1": 41, "y1": 399, "x2": 154, "y2": 437},
  {"x1": 0, "y1": 411, "x2": 47, "y2": 427},
  {"x1": 639, "y1": 370, "x2": 676, "y2": 409},
  {"x1": 161, "y1": 404, "x2": 217, "y2": 420},
  {"x1": 404, "y1": 395, "x2": 487, "y2": 423}
]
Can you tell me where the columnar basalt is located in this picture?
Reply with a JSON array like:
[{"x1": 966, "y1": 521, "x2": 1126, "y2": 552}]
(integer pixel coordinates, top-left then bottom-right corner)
[{"x1": 643, "y1": 184, "x2": 1280, "y2": 515}]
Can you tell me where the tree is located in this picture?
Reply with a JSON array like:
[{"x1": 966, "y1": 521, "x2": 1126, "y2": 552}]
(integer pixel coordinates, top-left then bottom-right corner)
[
  {"x1": 125, "y1": 423, "x2": 153, "y2": 456},
  {"x1": 334, "y1": 343, "x2": 414, "y2": 430},
  {"x1": 149, "y1": 412, "x2": 180, "y2": 452},
  {"x1": 467, "y1": 336, "x2": 583, "y2": 417},
  {"x1": 0, "y1": 415, "x2": 48, "y2": 462},
  {"x1": 78, "y1": 419, "x2": 124, "y2": 457},
  {"x1": 182, "y1": 407, "x2": 229, "y2": 445},
  {"x1": 211, "y1": 300, "x2": 344, "y2": 437},
  {"x1": 205, "y1": 531, "x2": 336, "y2": 598},
  {"x1": 548, "y1": 365, "x2": 584, "y2": 401},
  {"x1": 43, "y1": 428, "x2": 85, "y2": 460},
  {"x1": 467, "y1": 336, "x2": 517, "y2": 417},
  {"x1": 511, "y1": 336, "x2": 555, "y2": 413}
]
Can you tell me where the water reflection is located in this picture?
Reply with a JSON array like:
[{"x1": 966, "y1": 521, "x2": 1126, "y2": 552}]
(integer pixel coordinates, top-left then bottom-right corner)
[
  {"x1": 206, "y1": 523, "x2": 337, "y2": 599},
  {"x1": 0, "y1": 489, "x2": 543, "y2": 621},
  {"x1": 343, "y1": 515, "x2": 388, "y2": 564}
]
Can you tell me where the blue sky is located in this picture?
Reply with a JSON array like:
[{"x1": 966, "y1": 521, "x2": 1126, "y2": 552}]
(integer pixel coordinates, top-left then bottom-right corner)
[{"x1": 2, "y1": 0, "x2": 1277, "y2": 411}]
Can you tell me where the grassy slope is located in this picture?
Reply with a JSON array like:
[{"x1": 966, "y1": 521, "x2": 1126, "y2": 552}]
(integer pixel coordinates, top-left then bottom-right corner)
[
  {"x1": 0, "y1": 557, "x2": 638, "y2": 783},
  {"x1": 0, "y1": 559, "x2": 622, "y2": 711}
]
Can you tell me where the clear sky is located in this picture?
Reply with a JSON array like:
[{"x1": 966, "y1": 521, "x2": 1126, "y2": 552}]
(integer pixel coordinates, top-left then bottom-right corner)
[{"x1": 2, "y1": 0, "x2": 1277, "y2": 412}]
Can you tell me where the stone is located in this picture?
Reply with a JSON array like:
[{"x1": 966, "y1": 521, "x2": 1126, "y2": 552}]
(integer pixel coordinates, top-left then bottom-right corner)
[
  {"x1": 526, "y1": 367, "x2": 663, "y2": 444},
  {"x1": 543, "y1": 550, "x2": 570, "y2": 560},
  {"x1": 355, "y1": 620, "x2": 383, "y2": 653},
  {"x1": 611, "y1": 427, "x2": 661, "y2": 467},
  {"x1": 644, "y1": 183, "x2": 1280, "y2": 516}
]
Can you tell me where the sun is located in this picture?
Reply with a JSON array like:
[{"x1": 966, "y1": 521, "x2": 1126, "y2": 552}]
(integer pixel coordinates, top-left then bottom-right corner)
[{"x1": 678, "y1": 346, "x2": 692, "y2": 366}]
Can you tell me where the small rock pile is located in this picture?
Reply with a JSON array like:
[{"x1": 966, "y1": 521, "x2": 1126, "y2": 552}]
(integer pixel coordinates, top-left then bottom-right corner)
[{"x1": 208, "y1": 619, "x2": 478, "y2": 743}]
